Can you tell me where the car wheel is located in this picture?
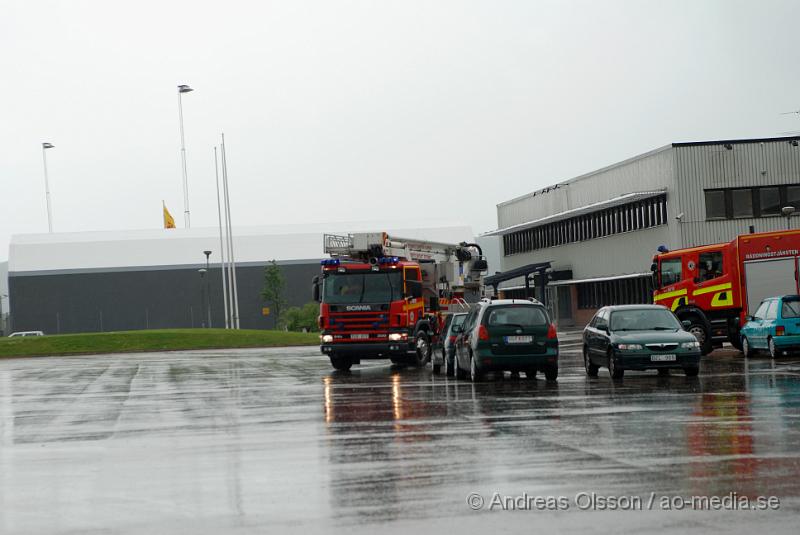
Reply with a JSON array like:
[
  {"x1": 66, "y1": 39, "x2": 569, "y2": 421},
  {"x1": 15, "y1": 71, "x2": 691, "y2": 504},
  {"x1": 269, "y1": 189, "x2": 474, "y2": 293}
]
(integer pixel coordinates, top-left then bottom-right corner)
[
  {"x1": 583, "y1": 346, "x2": 599, "y2": 377},
  {"x1": 742, "y1": 336, "x2": 752, "y2": 358},
  {"x1": 608, "y1": 351, "x2": 624, "y2": 380},
  {"x1": 684, "y1": 365, "x2": 700, "y2": 377},
  {"x1": 454, "y1": 353, "x2": 466, "y2": 379},
  {"x1": 329, "y1": 355, "x2": 352, "y2": 371},
  {"x1": 469, "y1": 351, "x2": 483, "y2": 382},
  {"x1": 414, "y1": 332, "x2": 431, "y2": 366},
  {"x1": 433, "y1": 363, "x2": 441, "y2": 374},
  {"x1": 768, "y1": 337, "x2": 777, "y2": 359},
  {"x1": 657, "y1": 368, "x2": 670, "y2": 376},
  {"x1": 544, "y1": 365, "x2": 558, "y2": 382},
  {"x1": 444, "y1": 352, "x2": 454, "y2": 377}
]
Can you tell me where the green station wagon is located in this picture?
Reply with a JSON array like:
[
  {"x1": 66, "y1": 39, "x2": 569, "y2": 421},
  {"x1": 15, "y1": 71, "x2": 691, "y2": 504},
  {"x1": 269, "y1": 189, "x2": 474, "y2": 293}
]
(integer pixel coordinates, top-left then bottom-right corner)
[{"x1": 454, "y1": 298, "x2": 559, "y2": 382}]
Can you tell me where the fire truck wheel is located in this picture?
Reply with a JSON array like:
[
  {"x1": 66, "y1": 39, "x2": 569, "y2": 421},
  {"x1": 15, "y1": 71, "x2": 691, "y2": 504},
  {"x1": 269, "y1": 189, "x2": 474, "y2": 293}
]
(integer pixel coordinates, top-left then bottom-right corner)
[
  {"x1": 329, "y1": 356, "x2": 352, "y2": 372},
  {"x1": 685, "y1": 319, "x2": 712, "y2": 355},
  {"x1": 414, "y1": 332, "x2": 432, "y2": 366}
]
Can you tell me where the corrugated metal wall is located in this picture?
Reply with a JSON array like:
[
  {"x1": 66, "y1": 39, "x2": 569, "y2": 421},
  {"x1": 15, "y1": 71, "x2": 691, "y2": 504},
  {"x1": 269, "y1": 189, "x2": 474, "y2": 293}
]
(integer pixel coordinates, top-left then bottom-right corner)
[
  {"x1": 673, "y1": 140, "x2": 800, "y2": 247},
  {"x1": 496, "y1": 145, "x2": 675, "y2": 229}
]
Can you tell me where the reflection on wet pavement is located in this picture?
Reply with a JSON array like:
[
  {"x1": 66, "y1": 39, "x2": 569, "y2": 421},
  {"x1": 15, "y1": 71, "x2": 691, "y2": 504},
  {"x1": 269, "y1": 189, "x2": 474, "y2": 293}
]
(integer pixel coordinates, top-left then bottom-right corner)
[{"x1": 1, "y1": 344, "x2": 799, "y2": 534}]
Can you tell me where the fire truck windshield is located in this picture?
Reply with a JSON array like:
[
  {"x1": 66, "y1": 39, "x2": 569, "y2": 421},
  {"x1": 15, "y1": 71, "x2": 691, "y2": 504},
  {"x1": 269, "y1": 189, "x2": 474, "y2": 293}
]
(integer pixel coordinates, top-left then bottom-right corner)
[{"x1": 322, "y1": 271, "x2": 403, "y2": 304}]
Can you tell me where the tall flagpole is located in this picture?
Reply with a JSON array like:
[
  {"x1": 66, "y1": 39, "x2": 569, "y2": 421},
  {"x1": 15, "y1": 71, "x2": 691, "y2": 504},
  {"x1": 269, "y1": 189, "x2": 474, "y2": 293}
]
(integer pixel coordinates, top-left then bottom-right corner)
[
  {"x1": 214, "y1": 147, "x2": 230, "y2": 329},
  {"x1": 221, "y1": 133, "x2": 240, "y2": 329}
]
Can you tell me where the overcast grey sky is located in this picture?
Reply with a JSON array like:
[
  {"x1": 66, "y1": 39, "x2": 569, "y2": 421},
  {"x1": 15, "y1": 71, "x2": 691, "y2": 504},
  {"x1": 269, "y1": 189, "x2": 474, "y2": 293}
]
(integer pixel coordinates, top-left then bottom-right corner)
[{"x1": 2, "y1": 0, "x2": 799, "y2": 262}]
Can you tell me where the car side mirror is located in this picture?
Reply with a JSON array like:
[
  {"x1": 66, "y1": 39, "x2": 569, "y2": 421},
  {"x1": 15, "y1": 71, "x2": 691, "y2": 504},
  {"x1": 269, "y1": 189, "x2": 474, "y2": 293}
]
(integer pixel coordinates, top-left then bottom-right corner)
[
  {"x1": 681, "y1": 319, "x2": 691, "y2": 329},
  {"x1": 744, "y1": 315, "x2": 754, "y2": 322},
  {"x1": 311, "y1": 276, "x2": 320, "y2": 303}
]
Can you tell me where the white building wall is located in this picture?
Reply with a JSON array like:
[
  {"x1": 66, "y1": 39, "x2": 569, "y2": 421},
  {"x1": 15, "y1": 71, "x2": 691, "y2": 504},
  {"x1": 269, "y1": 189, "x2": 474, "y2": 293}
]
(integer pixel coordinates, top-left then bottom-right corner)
[{"x1": 497, "y1": 145, "x2": 676, "y2": 229}]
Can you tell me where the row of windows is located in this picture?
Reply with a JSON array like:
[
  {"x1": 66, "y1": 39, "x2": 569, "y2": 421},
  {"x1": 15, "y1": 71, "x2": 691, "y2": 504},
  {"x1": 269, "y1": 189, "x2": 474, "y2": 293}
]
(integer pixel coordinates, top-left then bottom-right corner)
[
  {"x1": 704, "y1": 184, "x2": 800, "y2": 220},
  {"x1": 503, "y1": 195, "x2": 668, "y2": 256},
  {"x1": 577, "y1": 276, "x2": 654, "y2": 310}
]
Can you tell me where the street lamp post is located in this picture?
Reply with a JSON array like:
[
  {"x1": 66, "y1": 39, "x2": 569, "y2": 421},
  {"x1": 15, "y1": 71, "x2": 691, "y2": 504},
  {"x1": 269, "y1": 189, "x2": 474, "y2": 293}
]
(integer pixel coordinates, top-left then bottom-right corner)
[
  {"x1": 177, "y1": 84, "x2": 194, "y2": 228},
  {"x1": 41, "y1": 142, "x2": 55, "y2": 232},
  {"x1": 203, "y1": 250, "x2": 212, "y2": 327},
  {"x1": 198, "y1": 268, "x2": 207, "y2": 328},
  {"x1": 782, "y1": 206, "x2": 795, "y2": 230},
  {"x1": 0, "y1": 294, "x2": 7, "y2": 337}
]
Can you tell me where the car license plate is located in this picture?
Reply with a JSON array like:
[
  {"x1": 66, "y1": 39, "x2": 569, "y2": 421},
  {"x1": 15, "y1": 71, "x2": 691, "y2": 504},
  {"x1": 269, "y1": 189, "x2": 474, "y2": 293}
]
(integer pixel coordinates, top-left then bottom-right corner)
[
  {"x1": 505, "y1": 335, "x2": 533, "y2": 344},
  {"x1": 351, "y1": 334, "x2": 369, "y2": 340},
  {"x1": 651, "y1": 354, "x2": 676, "y2": 362}
]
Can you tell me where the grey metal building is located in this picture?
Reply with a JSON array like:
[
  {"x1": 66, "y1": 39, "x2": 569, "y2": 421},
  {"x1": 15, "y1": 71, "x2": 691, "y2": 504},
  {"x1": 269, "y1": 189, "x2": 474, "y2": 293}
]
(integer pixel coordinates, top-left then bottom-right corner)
[
  {"x1": 7, "y1": 224, "x2": 474, "y2": 334},
  {"x1": 484, "y1": 136, "x2": 800, "y2": 327}
]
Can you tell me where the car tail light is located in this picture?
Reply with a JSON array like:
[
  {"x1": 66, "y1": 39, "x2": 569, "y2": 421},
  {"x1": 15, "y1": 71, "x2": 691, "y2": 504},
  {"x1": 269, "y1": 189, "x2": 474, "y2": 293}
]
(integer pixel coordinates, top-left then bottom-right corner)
[
  {"x1": 776, "y1": 325, "x2": 785, "y2": 336},
  {"x1": 478, "y1": 325, "x2": 489, "y2": 341},
  {"x1": 547, "y1": 323, "x2": 557, "y2": 339},
  {"x1": 448, "y1": 335, "x2": 456, "y2": 344}
]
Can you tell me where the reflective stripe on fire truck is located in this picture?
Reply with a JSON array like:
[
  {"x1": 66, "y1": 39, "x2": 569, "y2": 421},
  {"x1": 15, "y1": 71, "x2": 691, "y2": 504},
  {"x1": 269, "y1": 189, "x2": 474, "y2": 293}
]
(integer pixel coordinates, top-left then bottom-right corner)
[
  {"x1": 653, "y1": 288, "x2": 687, "y2": 302},
  {"x1": 692, "y1": 282, "x2": 733, "y2": 308},
  {"x1": 653, "y1": 288, "x2": 688, "y2": 312}
]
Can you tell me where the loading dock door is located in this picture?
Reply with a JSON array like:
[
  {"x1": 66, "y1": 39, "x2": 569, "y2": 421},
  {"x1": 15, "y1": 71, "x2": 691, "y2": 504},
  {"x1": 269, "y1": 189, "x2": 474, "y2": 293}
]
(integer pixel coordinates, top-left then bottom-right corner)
[{"x1": 743, "y1": 257, "x2": 799, "y2": 314}]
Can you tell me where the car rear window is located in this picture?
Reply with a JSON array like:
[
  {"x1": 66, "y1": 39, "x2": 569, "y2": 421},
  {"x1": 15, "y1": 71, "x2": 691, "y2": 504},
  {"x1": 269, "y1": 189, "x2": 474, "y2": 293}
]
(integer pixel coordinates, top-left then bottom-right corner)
[
  {"x1": 782, "y1": 299, "x2": 800, "y2": 318},
  {"x1": 485, "y1": 306, "x2": 548, "y2": 327},
  {"x1": 452, "y1": 315, "x2": 466, "y2": 327}
]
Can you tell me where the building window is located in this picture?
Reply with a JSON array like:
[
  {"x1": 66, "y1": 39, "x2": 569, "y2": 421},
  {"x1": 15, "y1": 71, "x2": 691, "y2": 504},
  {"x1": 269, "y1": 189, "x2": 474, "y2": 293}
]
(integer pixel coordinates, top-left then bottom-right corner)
[
  {"x1": 577, "y1": 276, "x2": 654, "y2": 309},
  {"x1": 705, "y1": 185, "x2": 800, "y2": 221},
  {"x1": 731, "y1": 189, "x2": 754, "y2": 218},
  {"x1": 502, "y1": 194, "x2": 668, "y2": 256},
  {"x1": 788, "y1": 186, "x2": 800, "y2": 209},
  {"x1": 759, "y1": 187, "x2": 781, "y2": 216},
  {"x1": 705, "y1": 190, "x2": 727, "y2": 219}
]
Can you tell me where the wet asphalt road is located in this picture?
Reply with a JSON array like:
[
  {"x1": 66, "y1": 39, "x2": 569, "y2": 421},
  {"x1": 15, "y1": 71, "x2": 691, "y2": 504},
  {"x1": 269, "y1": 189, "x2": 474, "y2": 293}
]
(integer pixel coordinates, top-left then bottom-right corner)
[{"x1": 1, "y1": 333, "x2": 800, "y2": 534}]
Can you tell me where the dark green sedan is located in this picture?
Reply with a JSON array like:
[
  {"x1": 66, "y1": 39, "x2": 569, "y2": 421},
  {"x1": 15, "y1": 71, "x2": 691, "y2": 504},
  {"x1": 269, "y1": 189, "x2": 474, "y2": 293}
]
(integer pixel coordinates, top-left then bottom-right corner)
[{"x1": 582, "y1": 305, "x2": 701, "y2": 379}]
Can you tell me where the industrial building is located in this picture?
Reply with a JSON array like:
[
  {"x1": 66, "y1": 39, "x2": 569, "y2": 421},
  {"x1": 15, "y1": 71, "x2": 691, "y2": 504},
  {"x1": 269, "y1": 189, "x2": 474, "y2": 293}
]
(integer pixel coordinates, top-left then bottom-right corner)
[
  {"x1": 484, "y1": 136, "x2": 800, "y2": 327},
  {"x1": 7, "y1": 224, "x2": 475, "y2": 334}
]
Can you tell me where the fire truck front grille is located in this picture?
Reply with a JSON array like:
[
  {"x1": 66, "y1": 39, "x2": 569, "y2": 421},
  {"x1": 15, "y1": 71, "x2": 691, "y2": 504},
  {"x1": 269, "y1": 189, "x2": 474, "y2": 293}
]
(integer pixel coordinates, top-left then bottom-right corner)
[{"x1": 328, "y1": 312, "x2": 390, "y2": 331}]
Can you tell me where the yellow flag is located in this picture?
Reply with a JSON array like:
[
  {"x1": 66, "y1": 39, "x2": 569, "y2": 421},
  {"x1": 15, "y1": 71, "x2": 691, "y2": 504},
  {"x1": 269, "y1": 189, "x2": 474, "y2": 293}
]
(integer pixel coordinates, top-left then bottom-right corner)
[{"x1": 163, "y1": 201, "x2": 176, "y2": 229}]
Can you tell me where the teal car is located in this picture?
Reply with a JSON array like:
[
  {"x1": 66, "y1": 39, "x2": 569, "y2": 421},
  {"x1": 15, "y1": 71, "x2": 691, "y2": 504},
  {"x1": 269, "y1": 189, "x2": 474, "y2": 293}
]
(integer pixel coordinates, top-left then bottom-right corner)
[{"x1": 740, "y1": 295, "x2": 800, "y2": 359}]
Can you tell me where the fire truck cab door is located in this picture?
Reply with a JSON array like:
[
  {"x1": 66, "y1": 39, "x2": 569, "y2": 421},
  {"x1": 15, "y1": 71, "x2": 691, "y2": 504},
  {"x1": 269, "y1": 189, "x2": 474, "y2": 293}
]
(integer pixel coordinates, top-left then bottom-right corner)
[{"x1": 743, "y1": 257, "x2": 799, "y2": 315}]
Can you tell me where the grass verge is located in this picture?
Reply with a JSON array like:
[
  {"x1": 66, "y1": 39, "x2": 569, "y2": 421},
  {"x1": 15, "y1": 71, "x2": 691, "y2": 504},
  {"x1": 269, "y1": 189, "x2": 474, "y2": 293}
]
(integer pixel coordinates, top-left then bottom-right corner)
[{"x1": 0, "y1": 329, "x2": 319, "y2": 358}]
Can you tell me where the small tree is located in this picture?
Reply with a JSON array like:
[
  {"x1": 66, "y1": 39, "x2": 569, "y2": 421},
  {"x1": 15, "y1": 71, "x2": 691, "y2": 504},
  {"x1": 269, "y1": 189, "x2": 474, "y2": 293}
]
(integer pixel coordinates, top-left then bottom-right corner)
[
  {"x1": 261, "y1": 260, "x2": 287, "y2": 328},
  {"x1": 279, "y1": 303, "x2": 320, "y2": 332}
]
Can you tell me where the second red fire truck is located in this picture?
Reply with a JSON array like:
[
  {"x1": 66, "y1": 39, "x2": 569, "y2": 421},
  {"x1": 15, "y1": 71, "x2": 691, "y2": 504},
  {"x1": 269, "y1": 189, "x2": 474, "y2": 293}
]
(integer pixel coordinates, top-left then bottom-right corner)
[{"x1": 652, "y1": 229, "x2": 800, "y2": 354}]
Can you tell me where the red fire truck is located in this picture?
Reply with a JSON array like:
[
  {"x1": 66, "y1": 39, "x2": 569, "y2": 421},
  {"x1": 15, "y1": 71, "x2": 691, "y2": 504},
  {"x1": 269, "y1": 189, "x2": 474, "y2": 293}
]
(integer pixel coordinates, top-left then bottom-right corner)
[
  {"x1": 313, "y1": 232, "x2": 487, "y2": 371},
  {"x1": 651, "y1": 229, "x2": 800, "y2": 354}
]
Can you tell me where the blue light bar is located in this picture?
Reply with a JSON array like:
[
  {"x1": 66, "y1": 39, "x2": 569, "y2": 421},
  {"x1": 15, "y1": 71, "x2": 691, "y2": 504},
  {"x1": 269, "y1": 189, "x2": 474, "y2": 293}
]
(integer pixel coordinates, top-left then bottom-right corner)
[{"x1": 320, "y1": 258, "x2": 342, "y2": 266}]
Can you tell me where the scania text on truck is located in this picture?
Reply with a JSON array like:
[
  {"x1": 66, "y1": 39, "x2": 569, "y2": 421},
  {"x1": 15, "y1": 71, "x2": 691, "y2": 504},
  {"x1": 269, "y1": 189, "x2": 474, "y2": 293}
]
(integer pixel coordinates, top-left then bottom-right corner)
[
  {"x1": 313, "y1": 232, "x2": 487, "y2": 371},
  {"x1": 651, "y1": 229, "x2": 800, "y2": 354}
]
